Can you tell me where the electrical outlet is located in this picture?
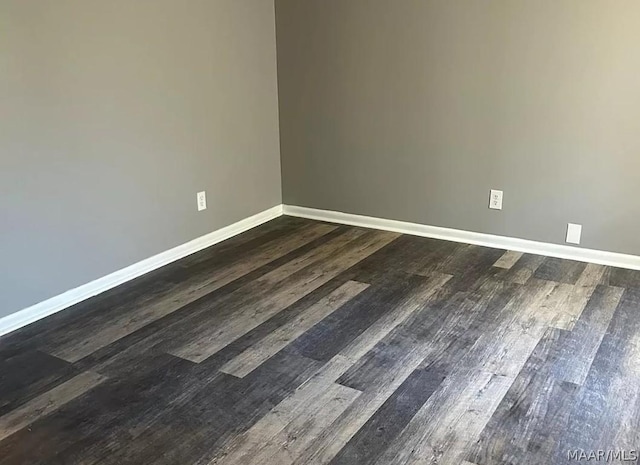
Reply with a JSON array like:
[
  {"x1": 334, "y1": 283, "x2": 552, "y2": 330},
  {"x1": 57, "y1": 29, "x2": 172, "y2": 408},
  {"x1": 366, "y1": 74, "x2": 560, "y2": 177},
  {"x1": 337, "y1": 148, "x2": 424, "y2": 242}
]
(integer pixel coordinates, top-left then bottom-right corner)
[
  {"x1": 489, "y1": 189, "x2": 503, "y2": 210},
  {"x1": 566, "y1": 223, "x2": 582, "y2": 244},
  {"x1": 197, "y1": 191, "x2": 207, "y2": 211}
]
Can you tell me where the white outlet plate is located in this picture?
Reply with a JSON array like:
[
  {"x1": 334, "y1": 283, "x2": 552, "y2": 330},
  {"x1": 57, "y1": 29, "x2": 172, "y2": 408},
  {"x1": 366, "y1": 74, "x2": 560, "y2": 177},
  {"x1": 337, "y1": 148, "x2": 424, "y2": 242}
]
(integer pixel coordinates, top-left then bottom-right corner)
[
  {"x1": 489, "y1": 189, "x2": 503, "y2": 210},
  {"x1": 566, "y1": 223, "x2": 582, "y2": 245},
  {"x1": 197, "y1": 191, "x2": 207, "y2": 211}
]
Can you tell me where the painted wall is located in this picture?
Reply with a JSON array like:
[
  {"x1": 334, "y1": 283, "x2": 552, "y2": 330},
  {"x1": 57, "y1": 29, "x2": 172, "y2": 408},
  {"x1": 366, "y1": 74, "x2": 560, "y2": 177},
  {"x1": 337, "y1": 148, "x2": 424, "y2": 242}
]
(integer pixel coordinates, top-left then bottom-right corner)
[
  {"x1": 0, "y1": 0, "x2": 282, "y2": 316},
  {"x1": 276, "y1": 0, "x2": 640, "y2": 255}
]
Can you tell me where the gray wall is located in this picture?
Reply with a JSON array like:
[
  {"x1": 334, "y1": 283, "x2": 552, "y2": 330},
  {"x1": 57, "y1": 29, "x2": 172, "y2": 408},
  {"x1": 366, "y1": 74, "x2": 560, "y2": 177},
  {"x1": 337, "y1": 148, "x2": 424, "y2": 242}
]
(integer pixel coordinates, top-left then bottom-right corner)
[
  {"x1": 1, "y1": 0, "x2": 282, "y2": 317},
  {"x1": 276, "y1": 0, "x2": 640, "y2": 256}
]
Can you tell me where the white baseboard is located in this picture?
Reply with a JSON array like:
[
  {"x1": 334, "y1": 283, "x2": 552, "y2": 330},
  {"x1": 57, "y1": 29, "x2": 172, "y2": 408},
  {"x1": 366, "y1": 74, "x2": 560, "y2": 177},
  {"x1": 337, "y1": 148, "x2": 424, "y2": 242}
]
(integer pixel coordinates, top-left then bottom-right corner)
[
  {"x1": 0, "y1": 204, "x2": 284, "y2": 337},
  {"x1": 283, "y1": 205, "x2": 640, "y2": 271},
  {"x1": 5, "y1": 202, "x2": 638, "y2": 338}
]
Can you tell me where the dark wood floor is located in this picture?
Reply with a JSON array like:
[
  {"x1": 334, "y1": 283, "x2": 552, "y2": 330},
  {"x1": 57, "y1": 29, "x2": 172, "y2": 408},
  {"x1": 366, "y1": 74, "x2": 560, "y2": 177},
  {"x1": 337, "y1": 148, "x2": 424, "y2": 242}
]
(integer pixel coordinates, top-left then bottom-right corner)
[{"x1": 2, "y1": 216, "x2": 640, "y2": 465}]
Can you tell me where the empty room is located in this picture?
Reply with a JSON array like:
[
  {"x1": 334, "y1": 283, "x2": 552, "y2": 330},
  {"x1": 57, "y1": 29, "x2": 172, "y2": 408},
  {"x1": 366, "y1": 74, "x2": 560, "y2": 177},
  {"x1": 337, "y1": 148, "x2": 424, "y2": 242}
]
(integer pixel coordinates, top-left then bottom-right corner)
[{"x1": 2, "y1": 1, "x2": 640, "y2": 464}]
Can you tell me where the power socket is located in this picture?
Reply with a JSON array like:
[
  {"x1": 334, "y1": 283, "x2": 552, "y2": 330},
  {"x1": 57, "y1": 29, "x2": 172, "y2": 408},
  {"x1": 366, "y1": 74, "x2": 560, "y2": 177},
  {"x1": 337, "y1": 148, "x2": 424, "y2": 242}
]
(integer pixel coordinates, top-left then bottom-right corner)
[
  {"x1": 197, "y1": 191, "x2": 207, "y2": 211},
  {"x1": 489, "y1": 189, "x2": 503, "y2": 210}
]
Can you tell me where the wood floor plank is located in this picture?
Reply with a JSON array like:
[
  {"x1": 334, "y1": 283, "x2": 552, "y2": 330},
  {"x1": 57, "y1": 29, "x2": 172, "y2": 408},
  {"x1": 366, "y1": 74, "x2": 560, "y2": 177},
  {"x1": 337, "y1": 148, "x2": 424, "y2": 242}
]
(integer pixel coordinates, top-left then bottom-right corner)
[
  {"x1": 47, "y1": 223, "x2": 337, "y2": 362},
  {"x1": 550, "y1": 285, "x2": 623, "y2": 385},
  {"x1": 349, "y1": 235, "x2": 455, "y2": 283},
  {"x1": 427, "y1": 244, "x2": 505, "y2": 291},
  {"x1": 209, "y1": 276, "x2": 450, "y2": 465},
  {"x1": 220, "y1": 280, "x2": 370, "y2": 378},
  {"x1": 408, "y1": 373, "x2": 514, "y2": 465},
  {"x1": 336, "y1": 288, "x2": 472, "y2": 392},
  {"x1": 208, "y1": 274, "x2": 454, "y2": 464},
  {"x1": 372, "y1": 371, "x2": 513, "y2": 465},
  {"x1": 289, "y1": 274, "x2": 428, "y2": 363},
  {"x1": 495, "y1": 253, "x2": 545, "y2": 284},
  {"x1": 207, "y1": 273, "x2": 455, "y2": 465},
  {"x1": 337, "y1": 276, "x2": 520, "y2": 401},
  {"x1": 168, "y1": 231, "x2": 399, "y2": 362},
  {"x1": 479, "y1": 281, "x2": 557, "y2": 378},
  {"x1": 240, "y1": 383, "x2": 361, "y2": 465},
  {"x1": 328, "y1": 365, "x2": 446, "y2": 465},
  {"x1": 104, "y1": 352, "x2": 324, "y2": 465},
  {"x1": 551, "y1": 284, "x2": 596, "y2": 330},
  {"x1": 205, "y1": 357, "x2": 358, "y2": 465},
  {"x1": 467, "y1": 328, "x2": 580, "y2": 465},
  {"x1": 0, "y1": 350, "x2": 77, "y2": 417},
  {"x1": 372, "y1": 282, "x2": 557, "y2": 465},
  {"x1": 575, "y1": 263, "x2": 608, "y2": 287},
  {"x1": 0, "y1": 371, "x2": 106, "y2": 442},
  {"x1": 292, "y1": 361, "x2": 428, "y2": 465},
  {"x1": 0, "y1": 354, "x2": 196, "y2": 465},
  {"x1": 534, "y1": 257, "x2": 588, "y2": 285},
  {"x1": 492, "y1": 250, "x2": 523, "y2": 269},
  {"x1": 557, "y1": 287, "x2": 640, "y2": 461},
  {"x1": 84, "y1": 229, "x2": 363, "y2": 376},
  {"x1": 607, "y1": 267, "x2": 640, "y2": 289},
  {"x1": 337, "y1": 273, "x2": 453, "y2": 364},
  {"x1": 291, "y1": 283, "x2": 496, "y2": 465}
]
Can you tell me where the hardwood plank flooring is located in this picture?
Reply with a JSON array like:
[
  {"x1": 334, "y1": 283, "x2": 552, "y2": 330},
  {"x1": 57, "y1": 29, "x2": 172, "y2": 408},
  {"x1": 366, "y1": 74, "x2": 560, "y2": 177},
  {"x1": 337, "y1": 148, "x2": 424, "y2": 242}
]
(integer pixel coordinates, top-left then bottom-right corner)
[{"x1": 1, "y1": 216, "x2": 639, "y2": 464}]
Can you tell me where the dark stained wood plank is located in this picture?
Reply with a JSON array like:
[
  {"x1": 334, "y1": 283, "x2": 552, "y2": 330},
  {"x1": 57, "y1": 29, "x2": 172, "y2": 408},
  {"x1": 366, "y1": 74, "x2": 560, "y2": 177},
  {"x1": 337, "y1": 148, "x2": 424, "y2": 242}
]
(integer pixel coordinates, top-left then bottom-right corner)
[
  {"x1": 607, "y1": 266, "x2": 640, "y2": 289},
  {"x1": 289, "y1": 273, "x2": 427, "y2": 363},
  {"x1": 0, "y1": 371, "x2": 106, "y2": 442},
  {"x1": 328, "y1": 365, "x2": 446, "y2": 465},
  {"x1": 534, "y1": 257, "x2": 588, "y2": 284},
  {"x1": 95, "y1": 351, "x2": 323, "y2": 465},
  {"x1": 335, "y1": 289, "x2": 469, "y2": 392},
  {"x1": 0, "y1": 353, "x2": 195, "y2": 465},
  {"x1": 423, "y1": 244, "x2": 505, "y2": 291},
  {"x1": 347, "y1": 235, "x2": 457, "y2": 283},
  {"x1": 0, "y1": 350, "x2": 77, "y2": 417}
]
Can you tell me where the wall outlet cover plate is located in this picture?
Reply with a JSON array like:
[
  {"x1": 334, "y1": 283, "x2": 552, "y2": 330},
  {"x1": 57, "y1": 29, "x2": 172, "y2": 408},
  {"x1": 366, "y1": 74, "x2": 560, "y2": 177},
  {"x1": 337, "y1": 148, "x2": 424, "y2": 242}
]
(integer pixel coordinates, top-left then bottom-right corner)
[
  {"x1": 566, "y1": 223, "x2": 582, "y2": 244},
  {"x1": 489, "y1": 189, "x2": 503, "y2": 210}
]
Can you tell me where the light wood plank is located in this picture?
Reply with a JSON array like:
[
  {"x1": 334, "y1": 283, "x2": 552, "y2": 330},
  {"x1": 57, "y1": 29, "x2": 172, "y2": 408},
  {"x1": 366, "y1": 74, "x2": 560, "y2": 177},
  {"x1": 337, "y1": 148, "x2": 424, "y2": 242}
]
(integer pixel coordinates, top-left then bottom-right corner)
[
  {"x1": 220, "y1": 281, "x2": 370, "y2": 378},
  {"x1": 168, "y1": 231, "x2": 399, "y2": 362},
  {"x1": 405, "y1": 373, "x2": 514, "y2": 465},
  {"x1": 575, "y1": 263, "x2": 607, "y2": 287},
  {"x1": 241, "y1": 383, "x2": 360, "y2": 465},
  {"x1": 373, "y1": 282, "x2": 557, "y2": 465},
  {"x1": 492, "y1": 250, "x2": 523, "y2": 270}
]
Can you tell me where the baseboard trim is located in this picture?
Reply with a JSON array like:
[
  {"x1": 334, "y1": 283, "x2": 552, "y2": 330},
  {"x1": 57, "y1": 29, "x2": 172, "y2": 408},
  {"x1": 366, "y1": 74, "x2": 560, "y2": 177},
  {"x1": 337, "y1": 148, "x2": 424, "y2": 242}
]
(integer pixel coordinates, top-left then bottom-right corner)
[
  {"x1": 0, "y1": 204, "x2": 284, "y2": 338},
  {"x1": 283, "y1": 205, "x2": 640, "y2": 271}
]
